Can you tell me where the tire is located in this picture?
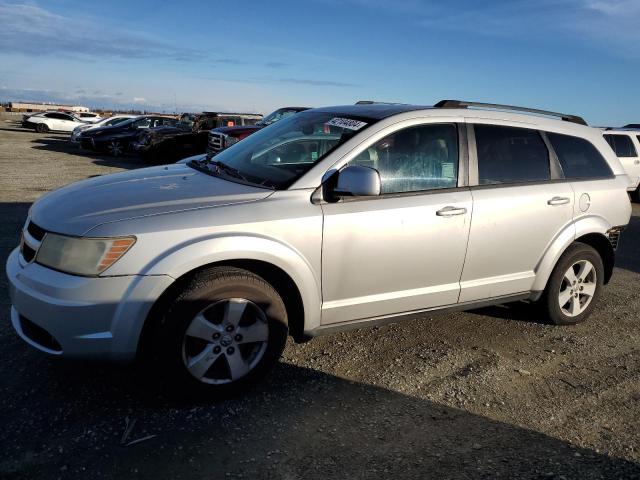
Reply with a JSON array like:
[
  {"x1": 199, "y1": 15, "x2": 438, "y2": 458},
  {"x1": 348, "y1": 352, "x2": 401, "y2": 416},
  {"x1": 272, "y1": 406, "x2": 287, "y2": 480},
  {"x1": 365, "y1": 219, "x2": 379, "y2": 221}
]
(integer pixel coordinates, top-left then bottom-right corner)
[
  {"x1": 541, "y1": 242, "x2": 604, "y2": 325},
  {"x1": 35, "y1": 123, "x2": 49, "y2": 133},
  {"x1": 150, "y1": 267, "x2": 288, "y2": 397},
  {"x1": 107, "y1": 140, "x2": 124, "y2": 157},
  {"x1": 631, "y1": 186, "x2": 640, "y2": 203}
]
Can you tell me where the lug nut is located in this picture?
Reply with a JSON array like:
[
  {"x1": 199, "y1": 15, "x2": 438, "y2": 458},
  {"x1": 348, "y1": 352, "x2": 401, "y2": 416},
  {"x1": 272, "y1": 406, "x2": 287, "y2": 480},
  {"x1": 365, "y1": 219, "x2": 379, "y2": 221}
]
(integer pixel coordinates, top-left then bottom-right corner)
[
  {"x1": 225, "y1": 325, "x2": 234, "y2": 332},
  {"x1": 227, "y1": 347, "x2": 235, "y2": 355},
  {"x1": 213, "y1": 346, "x2": 221, "y2": 354},
  {"x1": 234, "y1": 334, "x2": 242, "y2": 342},
  {"x1": 212, "y1": 332, "x2": 220, "y2": 340}
]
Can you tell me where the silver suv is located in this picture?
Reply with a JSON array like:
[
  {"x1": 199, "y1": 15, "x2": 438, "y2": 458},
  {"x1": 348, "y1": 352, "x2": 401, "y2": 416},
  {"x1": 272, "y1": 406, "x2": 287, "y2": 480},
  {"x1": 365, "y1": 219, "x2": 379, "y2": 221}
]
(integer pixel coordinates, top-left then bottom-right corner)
[{"x1": 6, "y1": 100, "x2": 631, "y2": 395}]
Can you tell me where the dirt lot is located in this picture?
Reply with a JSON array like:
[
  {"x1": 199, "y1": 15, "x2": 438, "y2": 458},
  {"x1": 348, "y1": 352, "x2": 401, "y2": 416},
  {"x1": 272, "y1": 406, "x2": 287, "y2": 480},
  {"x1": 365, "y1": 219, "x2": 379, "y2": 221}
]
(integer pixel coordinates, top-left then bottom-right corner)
[{"x1": 0, "y1": 122, "x2": 639, "y2": 479}]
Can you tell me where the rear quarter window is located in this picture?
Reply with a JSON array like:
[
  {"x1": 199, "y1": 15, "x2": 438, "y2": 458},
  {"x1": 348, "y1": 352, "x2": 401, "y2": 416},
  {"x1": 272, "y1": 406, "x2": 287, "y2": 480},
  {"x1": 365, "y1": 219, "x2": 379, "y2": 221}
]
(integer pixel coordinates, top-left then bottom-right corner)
[
  {"x1": 604, "y1": 134, "x2": 637, "y2": 157},
  {"x1": 548, "y1": 133, "x2": 613, "y2": 179}
]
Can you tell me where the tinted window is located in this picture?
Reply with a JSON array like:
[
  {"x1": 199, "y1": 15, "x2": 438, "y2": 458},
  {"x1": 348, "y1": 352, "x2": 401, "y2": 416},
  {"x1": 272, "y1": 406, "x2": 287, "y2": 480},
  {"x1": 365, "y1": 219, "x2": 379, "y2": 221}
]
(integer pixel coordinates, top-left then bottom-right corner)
[
  {"x1": 604, "y1": 134, "x2": 637, "y2": 157},
  {"x1": 349, "y1": 123, "x2": 459, "y2": 194},
  {"x1": 475, "y1": 125, "x2": 550, "y2": 185},
  {"x1": 548, "y1": 133, "x2": 613, "y2": 179}
]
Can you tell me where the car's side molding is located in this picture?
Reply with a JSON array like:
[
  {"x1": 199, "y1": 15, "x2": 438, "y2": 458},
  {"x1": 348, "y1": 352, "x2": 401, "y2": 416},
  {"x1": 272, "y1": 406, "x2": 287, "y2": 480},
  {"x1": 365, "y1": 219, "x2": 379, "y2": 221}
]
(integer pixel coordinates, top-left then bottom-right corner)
[
  {"x1": 532, "y1": 215, "x2": 612, "y2": 292},
  {"x1": 142, "y1": 234, "x2": 322, "y2": 331}
]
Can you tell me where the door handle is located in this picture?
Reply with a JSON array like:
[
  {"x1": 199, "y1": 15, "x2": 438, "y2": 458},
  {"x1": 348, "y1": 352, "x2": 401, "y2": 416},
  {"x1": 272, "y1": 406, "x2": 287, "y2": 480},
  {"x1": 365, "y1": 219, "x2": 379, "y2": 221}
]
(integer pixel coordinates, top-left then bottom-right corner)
[
  {"x1": 547, "y1": 196, "x2": 570, "y2": 206},
  {"x1": 436, "y1": 206, "x2": 467, "y2": 217}
]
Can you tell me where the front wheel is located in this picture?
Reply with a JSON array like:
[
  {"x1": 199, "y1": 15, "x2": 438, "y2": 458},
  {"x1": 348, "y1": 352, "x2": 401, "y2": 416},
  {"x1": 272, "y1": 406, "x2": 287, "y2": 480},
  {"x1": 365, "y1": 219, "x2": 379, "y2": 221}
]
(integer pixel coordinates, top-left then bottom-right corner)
[
  {"x1": 35, "y1": 123, "x2": 49, "y2": 133},
  {"x1": 541, "y1": 242, "x2": 604, "y2": 325},
  {"x1": 107, "y1": 140, "x2": 125, "y2": 157},
  {"x1": 151, "y1": 267, "x2": 288, "y2": 397},
  {"x1": 631, "y1": 186, "x2": 640, "y2": 203}
]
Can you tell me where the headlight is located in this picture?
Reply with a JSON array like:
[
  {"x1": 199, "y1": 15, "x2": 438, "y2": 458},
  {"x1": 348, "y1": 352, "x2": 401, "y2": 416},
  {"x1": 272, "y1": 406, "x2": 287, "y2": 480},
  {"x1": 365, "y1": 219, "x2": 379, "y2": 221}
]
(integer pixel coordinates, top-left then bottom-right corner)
[
  {"x1": 225, "y1": 135, "x2": 239, "y2": 147},
  {"x1": 36, "y1": 234, "x2": 136, "y2": 276}
]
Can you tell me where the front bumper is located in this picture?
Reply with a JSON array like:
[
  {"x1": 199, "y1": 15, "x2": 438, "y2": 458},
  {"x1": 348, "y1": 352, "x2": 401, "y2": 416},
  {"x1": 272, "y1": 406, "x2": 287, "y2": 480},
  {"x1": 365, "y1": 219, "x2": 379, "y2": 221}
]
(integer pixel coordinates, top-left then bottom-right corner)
[
  {"x1": 79, "y1": 137, "x2": 95, "y2": 150},
  {"x1": 6, "y1": 247, "x2": 173, "y2": 362}
]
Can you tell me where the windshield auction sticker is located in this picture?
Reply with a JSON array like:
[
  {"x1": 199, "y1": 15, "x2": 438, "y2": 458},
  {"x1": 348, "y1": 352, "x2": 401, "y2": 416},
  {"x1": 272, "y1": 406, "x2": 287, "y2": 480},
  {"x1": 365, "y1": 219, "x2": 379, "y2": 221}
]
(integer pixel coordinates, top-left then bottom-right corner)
[{"x1": 326, "y1": 117, "x2": 368, "y2": 131}]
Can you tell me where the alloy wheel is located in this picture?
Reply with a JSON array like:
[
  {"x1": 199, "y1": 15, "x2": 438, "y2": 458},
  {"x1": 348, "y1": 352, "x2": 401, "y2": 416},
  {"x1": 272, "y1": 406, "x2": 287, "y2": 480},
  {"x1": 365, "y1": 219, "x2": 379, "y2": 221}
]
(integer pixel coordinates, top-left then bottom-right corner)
[
  {"x1": 181, "y1": 298, "x2": 269, "y2": 384},
  {"x1": 558, "y1": 260, "x2": 597, "y2": 317},
  {"x1": 108, "y1": 141, "x2": 123, "y2": 156}
]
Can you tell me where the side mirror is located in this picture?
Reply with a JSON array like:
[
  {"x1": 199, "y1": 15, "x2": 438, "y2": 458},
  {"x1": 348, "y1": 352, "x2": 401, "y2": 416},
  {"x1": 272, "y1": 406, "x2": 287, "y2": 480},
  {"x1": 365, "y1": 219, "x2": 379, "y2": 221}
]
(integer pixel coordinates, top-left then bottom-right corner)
[{"x1": 333, "y1": 165, "x2": 381, "y2": 198}]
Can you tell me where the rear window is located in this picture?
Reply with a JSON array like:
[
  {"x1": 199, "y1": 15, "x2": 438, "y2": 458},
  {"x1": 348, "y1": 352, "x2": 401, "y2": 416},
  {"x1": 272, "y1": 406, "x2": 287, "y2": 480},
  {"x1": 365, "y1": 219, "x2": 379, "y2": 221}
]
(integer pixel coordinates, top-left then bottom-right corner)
[
  {"x1": 548, "y1": 133, "x2": 613, "y2": 179},
  {"x1": 475, "y1": 124, "x2": 550, "y2": 185},
  {"x1": 604, "y1": 134, "x2": 637, "y2": 157}
]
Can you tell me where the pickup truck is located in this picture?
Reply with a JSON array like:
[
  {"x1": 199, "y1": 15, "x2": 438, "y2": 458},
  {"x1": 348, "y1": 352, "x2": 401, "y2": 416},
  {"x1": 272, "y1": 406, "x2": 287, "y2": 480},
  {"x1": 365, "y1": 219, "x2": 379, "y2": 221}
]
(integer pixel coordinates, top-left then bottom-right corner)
[{"x1": 206, "y1": 107, "x2": 308, "y2": 158}]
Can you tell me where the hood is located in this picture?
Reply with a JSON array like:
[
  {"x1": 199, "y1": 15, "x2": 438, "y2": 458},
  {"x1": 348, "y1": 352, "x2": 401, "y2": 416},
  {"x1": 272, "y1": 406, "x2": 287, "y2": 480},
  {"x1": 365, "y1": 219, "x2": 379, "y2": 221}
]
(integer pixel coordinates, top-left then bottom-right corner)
[
  {"x1": 212, "y1": 125, "x2": 263, "y2": 136},
  {"x1": 30, "y1": 163, "x2": 273, "y2": 236},
  {"x1": 82, "y1": 122, "x2": 131, "y2": 137}
]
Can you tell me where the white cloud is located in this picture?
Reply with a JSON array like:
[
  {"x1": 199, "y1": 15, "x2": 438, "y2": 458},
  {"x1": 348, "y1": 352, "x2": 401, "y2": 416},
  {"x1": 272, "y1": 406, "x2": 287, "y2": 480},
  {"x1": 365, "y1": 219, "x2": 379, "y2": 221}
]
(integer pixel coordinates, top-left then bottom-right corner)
[{"x1": 132, "y1": 97, "x2": 147, "y2": 103}]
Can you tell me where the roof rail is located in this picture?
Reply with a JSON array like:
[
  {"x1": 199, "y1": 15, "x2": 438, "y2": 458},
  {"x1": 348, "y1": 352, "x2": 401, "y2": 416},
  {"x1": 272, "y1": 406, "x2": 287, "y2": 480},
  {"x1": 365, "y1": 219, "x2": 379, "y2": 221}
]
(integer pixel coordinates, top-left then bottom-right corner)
[{"x1": 433, "y1": 100, "x2": 588, "y2": 126}]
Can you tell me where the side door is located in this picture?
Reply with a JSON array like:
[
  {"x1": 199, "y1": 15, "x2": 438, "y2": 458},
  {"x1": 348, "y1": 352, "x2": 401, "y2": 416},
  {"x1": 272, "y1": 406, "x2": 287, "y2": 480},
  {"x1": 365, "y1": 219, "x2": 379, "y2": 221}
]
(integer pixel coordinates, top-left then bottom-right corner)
[
  {"x1": 459, "y1": 122, "x2": 574, "y2": 302},
  {"x1": 604, "y1": 133, "x2": 640, "y2": 189},
  {"x1": 57, "y1": 113, "x2": 79, "y2": 132},
  {"x1": 44, "y1": 113, "x2": 64, "y2": 131},
  {"x1": 320, "y1": 121, "x2": 472, "y2": 324}
]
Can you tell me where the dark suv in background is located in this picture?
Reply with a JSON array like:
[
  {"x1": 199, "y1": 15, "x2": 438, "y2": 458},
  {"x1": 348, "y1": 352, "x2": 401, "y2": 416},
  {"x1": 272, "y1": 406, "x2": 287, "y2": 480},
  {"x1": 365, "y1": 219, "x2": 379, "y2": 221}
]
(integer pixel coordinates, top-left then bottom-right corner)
[
  {"x1": 133, "y1": 111, "x2": 262, "y2": 163},
  {"x1": 207, "y1": 107, "x2": 308, "y2": 158}
]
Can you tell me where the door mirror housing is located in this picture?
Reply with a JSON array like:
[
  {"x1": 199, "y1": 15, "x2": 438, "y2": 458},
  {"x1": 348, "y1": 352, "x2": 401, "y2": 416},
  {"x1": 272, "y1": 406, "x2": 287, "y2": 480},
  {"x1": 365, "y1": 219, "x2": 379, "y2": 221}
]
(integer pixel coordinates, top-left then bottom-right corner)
[{"x1": 333, "y1": 165, "x2": 381, "y2": 198}]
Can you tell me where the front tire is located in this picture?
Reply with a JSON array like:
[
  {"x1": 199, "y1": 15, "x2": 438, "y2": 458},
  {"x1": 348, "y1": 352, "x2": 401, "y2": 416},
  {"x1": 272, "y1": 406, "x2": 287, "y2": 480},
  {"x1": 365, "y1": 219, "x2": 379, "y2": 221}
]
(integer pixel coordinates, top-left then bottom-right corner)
[
  {"x1": 541, "y1": 242, "x2": 604, "y2": 325},
  {"x1": 35, "y1": 123, "x2": 49, "y2": 133},
  {"x1": 631, "y1": 186, "x2": 640, "y2": 203},
  {"x1": 151, "y1": 267, "x2": 288, "y2": 397},
  {"x1": 107, "y1": 140, "x2": 125, "y2": 157}
]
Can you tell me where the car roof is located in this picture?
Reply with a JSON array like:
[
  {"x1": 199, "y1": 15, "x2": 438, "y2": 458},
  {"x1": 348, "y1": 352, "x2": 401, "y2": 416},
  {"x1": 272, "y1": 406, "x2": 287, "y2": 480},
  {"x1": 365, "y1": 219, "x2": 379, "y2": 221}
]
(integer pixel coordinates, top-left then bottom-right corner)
[
  {"x1": 309, "y1": 102, "x2": 597, "y2": 136},
  {"x1": 313, "y1": 104, "x2": 432, "y2": 120}
]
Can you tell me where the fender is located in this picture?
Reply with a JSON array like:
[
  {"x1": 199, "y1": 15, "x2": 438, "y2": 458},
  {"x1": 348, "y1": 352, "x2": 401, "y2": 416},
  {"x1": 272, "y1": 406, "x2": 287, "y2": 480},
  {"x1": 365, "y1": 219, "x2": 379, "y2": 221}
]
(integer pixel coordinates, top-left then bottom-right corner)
[
  {"x1": 142, "y1": 234, "x2": 322, "y2": 331},
  {"x1": 532, "y1": 215, "x2": 612, "y2": 292}
]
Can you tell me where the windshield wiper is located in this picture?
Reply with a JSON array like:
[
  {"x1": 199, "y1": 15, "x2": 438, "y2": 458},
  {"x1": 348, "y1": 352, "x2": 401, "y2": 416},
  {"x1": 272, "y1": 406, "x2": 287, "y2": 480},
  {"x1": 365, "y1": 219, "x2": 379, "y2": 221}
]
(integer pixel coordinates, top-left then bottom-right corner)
[{"x1": 209, "y1": 160, "x2": 250, "y2": 182}]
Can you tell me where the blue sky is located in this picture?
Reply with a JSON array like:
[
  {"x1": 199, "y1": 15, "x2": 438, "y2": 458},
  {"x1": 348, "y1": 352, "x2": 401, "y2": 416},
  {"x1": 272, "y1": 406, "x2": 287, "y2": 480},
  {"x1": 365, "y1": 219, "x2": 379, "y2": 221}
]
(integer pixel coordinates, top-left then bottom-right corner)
[{"x1": 0, "y1": 0, "x2": 639, "y2": 125}]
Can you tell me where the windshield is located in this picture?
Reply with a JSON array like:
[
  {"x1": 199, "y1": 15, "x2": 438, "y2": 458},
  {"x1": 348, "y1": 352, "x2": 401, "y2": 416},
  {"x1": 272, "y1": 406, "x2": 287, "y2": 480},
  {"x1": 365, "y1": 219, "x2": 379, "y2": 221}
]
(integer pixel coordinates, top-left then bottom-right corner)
[{"x1": 190, "y1": 110, "x2": 376, "y2": 189}]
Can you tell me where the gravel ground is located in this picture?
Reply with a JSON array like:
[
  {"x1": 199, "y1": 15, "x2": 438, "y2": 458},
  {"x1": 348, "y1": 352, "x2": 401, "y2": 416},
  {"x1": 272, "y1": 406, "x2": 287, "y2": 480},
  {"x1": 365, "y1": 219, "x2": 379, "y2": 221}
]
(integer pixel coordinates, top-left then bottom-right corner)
[{"x1": 1, "y1": 122, "x2": 639, "y2": 479}]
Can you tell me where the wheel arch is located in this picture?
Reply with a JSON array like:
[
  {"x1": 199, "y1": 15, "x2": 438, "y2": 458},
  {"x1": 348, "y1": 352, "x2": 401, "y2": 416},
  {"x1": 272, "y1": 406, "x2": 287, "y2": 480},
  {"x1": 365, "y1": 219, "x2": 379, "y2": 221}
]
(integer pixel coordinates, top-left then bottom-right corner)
[
  {"x1": 533, "y1": 216, "x2": 615, "y2": 292},
  {"x1": 136, "y1": 237, "x2": 320, "y2": 359}
]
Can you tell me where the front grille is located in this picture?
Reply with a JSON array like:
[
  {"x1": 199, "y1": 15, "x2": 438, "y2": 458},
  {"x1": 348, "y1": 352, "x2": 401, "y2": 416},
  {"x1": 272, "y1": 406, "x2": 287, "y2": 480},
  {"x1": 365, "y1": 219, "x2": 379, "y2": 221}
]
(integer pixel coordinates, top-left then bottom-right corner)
[
  {"x1": 21, "y1": 242, "x2": 36, "y2": 262},
  {"x1": 207, "y1": 132, "x2": 225, "y2": 155},
  {"x1": 27, "y1": 221, "x2": 46, "y2": 241},
  {"x1": 606, "y1": 226, "x2": 624, "y2": 250},
  {"x1": 19, "y1": 315, "x2": 62, "y2": 352}
]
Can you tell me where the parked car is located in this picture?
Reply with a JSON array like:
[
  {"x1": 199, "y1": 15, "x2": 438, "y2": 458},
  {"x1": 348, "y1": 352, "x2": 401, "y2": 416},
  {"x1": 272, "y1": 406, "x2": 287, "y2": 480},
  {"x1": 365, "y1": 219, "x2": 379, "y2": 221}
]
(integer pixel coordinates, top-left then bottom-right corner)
[
  {"x1": 75, "y1": 112, "x2": 103, "y2": 123},
  {"x1": 78, "y1": 115, "x2": 177, "y2": 156},
  {"x1": 22, "y1": 111, "x2": 87, "y2": 133},
  {"x1": 603, "y1": 128, "x2": 640, "y2": 202},
  {"x1": 7, "y1": 100, "x2": 631, "y2": 396},
  {"x1": 70, "y1": 115, "x2": 137, "y2": 143},
  {"x1": 132, "y1": 111, "x2": 263, "y2": 163},
  {"x1": 206, "y1": 107, "x2": 308, "y2": 157}
]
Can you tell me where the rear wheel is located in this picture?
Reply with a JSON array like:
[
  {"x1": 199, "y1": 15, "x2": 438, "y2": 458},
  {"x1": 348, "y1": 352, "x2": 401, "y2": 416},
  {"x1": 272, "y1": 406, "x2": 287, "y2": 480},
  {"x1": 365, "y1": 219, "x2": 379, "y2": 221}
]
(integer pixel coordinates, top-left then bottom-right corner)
[
  {"x1": 150, "y1": 267, "x2": 288, "y2": 397},
  {"x1": 541, "y1": 243, "x2": 604, "y2": 325},
  {"x1": 35, "y1": 123, "x2": 49, "y2": 133},
  {"x1": 107, "y1": 140, "x2": 124, "y2": 157}
]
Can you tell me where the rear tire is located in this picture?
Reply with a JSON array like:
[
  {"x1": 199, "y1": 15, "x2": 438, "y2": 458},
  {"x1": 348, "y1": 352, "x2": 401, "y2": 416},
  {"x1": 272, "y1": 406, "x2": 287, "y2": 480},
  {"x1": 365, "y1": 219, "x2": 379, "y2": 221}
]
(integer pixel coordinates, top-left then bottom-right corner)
[
  {"x1": 149, "y1": 267, "x2": 288, "y2": 398},
  {"x1": 36, "y1": 123, "x2": 49, "y2": 133},
  {"x1": 541, "y1": 242, "x2": 604, "y2": 325}
]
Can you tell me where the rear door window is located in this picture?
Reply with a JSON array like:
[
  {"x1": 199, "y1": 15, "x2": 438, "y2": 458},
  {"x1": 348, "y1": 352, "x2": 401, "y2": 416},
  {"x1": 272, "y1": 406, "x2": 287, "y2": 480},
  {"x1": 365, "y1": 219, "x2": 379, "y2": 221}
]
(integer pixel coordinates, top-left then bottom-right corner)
[
  {"x1": 604, "y1": 134, "x2": 637, "y2": 157},
  {"x1": 474, "y1": 124, "x2": 550, "y2": 185},
  {"x1": 548, "y1": 133, "x2": 613, "y2": 179}
]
